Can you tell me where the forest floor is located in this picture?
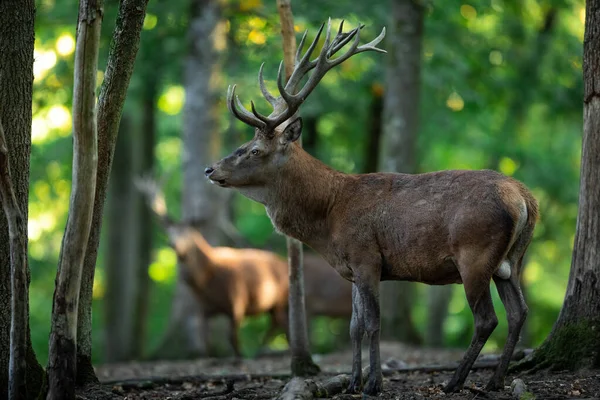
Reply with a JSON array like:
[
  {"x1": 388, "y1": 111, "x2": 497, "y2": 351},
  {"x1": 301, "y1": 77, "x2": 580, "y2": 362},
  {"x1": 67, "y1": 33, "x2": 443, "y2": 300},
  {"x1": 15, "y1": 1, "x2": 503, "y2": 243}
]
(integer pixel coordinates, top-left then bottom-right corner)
[{"x1": 83, "y1": 342, "x2": 600, "y2": 399}]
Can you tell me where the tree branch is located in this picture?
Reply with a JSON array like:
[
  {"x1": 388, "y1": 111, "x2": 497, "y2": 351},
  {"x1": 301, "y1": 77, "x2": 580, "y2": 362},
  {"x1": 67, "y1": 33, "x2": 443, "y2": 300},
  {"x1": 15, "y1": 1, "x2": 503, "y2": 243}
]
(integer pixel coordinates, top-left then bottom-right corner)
[{"x1": 0, "y1": 121, "x2": 28, "y2": 400}]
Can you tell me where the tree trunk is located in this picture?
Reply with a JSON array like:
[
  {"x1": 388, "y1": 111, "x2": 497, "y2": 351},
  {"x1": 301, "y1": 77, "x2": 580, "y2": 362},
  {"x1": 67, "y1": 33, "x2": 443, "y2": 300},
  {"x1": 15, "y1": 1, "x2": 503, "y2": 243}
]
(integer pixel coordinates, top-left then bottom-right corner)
[
  {"x1": 363, "y1": 87, "x2": 383, "y2": 174},
  {"x1": 378, "y1": 0, "x2": 424, "y2": 345},
  {"x1": 76, "y1": 0, "x2": 149, "y2": 384},
  {"x1": 47, "y1": 0, "x2": 102, "y2": 397},
  {"x1": 0, "y1": 121, "x2": 28, "y2": 400},
  {"x1": 425, "y1": 286, "x2": 453, "y2": 347},
  {"x1": 277, "y1": 0, "x2": 320, "y2": 376},
  {"x1": 104, "y1": 114, "x2": 138, "y2": 362},
  {"x1": 132, "y1": 81, "x2": 156, "y2": 360},
  {"x1": 521, "y1": 0, "x2": 600, "y2": 370},
  {"x1": 0, "y1": 1, "x2": 45, "y2": 398},
  {"x1": 153, "y1": 0, "x2": 230, "y2": 358}
]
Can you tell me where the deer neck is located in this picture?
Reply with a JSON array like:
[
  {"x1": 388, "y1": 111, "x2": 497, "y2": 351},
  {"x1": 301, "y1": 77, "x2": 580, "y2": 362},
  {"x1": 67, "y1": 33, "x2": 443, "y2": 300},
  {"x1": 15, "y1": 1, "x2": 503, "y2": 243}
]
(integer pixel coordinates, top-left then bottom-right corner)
[{"x1": 264, "y1": 144, "x2": 344, "y2": 247}]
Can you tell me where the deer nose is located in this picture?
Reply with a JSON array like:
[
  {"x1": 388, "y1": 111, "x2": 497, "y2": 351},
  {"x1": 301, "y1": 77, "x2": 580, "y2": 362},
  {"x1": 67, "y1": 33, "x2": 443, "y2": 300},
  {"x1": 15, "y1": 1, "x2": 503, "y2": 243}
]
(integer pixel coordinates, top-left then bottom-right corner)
[{"x1": 204, "y1": 167, "x2": 214, "y2": 176}]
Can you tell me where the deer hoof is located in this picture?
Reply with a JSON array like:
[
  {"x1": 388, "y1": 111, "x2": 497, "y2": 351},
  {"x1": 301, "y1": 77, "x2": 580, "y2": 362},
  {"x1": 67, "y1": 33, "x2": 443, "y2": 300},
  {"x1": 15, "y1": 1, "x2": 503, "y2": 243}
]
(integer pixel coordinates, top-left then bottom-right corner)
[{"x1": 363, "y1": 375, "x2": 383, "y2": 396}]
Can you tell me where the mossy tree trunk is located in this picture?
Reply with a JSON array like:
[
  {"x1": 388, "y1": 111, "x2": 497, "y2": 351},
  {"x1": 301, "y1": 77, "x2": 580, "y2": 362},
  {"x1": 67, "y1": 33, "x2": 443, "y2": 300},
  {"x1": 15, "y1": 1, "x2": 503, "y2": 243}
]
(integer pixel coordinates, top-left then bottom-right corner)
[{"x1": 519, "y1": 0, "x2": 600, "y2": 370}]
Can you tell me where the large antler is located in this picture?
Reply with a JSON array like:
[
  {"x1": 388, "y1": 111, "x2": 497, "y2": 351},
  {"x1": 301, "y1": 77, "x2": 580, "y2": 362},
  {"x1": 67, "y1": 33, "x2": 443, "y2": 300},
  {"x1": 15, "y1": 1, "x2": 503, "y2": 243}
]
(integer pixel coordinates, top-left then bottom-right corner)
[{"x1": 227, "y1": 18, "x2": 386, "y2": 134}]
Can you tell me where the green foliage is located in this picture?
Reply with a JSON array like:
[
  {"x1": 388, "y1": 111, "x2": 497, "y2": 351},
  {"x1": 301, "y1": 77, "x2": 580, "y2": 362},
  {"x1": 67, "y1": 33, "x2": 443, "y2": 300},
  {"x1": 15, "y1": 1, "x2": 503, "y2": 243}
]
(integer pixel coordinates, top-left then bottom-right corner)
[{"x1": 28, "y1": 0, "x2": 586, "y2": 364}]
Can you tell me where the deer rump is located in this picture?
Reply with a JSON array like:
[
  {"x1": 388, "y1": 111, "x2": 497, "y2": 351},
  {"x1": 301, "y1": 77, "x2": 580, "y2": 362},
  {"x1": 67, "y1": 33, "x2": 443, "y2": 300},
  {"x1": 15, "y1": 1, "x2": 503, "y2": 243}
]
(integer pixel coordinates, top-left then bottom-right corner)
[{"x1": 323, "y1": 170, "x2": 534, "y2": 286}]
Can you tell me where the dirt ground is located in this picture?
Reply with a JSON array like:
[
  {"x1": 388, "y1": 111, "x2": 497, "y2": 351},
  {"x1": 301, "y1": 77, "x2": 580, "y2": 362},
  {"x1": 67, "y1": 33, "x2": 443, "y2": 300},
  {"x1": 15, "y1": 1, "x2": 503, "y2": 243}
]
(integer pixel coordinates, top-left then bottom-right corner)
[{"x1": 83, "y1": 342, "x2": 600, "y2": 399}]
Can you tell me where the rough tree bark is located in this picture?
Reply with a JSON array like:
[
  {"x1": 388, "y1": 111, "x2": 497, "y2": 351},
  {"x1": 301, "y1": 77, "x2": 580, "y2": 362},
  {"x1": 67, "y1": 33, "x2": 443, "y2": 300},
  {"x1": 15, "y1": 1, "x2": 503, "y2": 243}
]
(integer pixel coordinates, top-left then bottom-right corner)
[
  {"x1": 0, "y1": 121, "x2": 28, "y2": 400},
  {"x1": 104, "y1": 115, "x2": 138, "y2": 362},
  {"x1": 76, "y1": 0, "x2": 149, "y2": 384},
  {"x1": 133, "y1": 80, "x2": 156, "y2": 360},
  {"x1": 153, "y1": 0, "x2": 230, "y2": 359},
  {"x1": 0, "y1": 1, "x2": 45, "y2": 397},
  {"x1": 516, "y1": 0, "x2": 600, "y2": 371},
  {"x1": 277, "y1": 0, "x2": 320, "y2": 376},
  {"x1": 378, "y1": 0, "x2": 423, "y2": 345},
  {"x1": 46, "y1": 0, "x2": 102, "y2": 397}
]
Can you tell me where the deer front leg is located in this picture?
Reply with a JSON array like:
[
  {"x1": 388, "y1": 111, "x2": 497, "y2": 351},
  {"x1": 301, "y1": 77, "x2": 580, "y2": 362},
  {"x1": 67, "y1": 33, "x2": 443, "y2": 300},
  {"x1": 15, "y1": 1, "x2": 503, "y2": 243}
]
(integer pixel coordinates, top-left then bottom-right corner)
[
  {"x1": 359, "y1": 278, "x2": 383, "y2": 395},
  {"x1": 347, "y1": 283, "x2": 364, "y2": 394}
]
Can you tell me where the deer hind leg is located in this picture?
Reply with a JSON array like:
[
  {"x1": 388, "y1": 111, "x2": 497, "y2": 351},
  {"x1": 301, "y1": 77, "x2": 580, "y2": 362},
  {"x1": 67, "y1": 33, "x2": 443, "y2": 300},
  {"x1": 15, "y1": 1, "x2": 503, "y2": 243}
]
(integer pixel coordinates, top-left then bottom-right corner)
[
  {"x1": 444, "y1": 250, "x2": 500, "y2": 393},
  {"x1": 347, "y1": 283, "x2": 365, "y2": 394},
  {"x1": 360, "y1": 278, "x2": 383, "y2": 395},
  {"x1": 487, "y1": 266, "x2": 528, "y2": 391}
]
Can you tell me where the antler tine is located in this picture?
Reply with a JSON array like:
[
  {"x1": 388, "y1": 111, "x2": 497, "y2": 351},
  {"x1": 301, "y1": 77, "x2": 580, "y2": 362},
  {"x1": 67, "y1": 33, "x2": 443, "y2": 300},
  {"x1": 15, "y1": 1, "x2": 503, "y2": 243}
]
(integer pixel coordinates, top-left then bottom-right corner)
[
  {"x1": 329, "y1": 26, "x2": 360, "y2": 57},
  {"x1": 250, "y1": 100, "x2": 271, "y2": 124},
  {"x1": 326, "y1": 24, "x2": 362, "y2": 68},
  {"x1": 316, "y1": 18, "x2": 333, "y2": 62},
  {"x1": 228, "y1": 85, "x2": 266, "y2": 129},
  {"x1": 258, "y1": 63, "x2": 277, "y2": 106},
  {"x1": 356, "y1": 26, "x2": 387, "y2": 54},
  {"x1": 285, "y1": 22, "x2": 325, "y2": 94},
  {"x1": 295, "y1": 29, "x2": 308, "y2": 64}
]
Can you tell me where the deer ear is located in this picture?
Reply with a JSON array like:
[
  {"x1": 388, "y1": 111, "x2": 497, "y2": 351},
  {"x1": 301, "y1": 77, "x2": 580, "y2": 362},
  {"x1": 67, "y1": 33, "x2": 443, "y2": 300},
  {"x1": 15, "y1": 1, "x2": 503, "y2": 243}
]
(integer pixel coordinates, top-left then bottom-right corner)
[{"x1": 281, "y1": 117, "x2": 303, "y2": 144}]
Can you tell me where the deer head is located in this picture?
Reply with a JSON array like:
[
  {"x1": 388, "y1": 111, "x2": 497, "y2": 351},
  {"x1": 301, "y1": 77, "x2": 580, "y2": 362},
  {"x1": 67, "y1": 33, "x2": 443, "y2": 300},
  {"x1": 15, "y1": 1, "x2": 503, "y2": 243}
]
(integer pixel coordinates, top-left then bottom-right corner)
[{"x1": 205, "y1": 19, "x2": 386, "y2": 192}]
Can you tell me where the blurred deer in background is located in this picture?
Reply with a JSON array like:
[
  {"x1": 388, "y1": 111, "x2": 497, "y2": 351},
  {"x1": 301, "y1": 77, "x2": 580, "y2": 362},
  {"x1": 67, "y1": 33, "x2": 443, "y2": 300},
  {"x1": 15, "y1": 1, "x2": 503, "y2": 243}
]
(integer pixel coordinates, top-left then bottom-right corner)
[
  {"x1": 136, "y1": 177, "x2": 352, "y2": 356},
  {"x1": 205, "y1": 19, "x2": 538, "y2": 394}
]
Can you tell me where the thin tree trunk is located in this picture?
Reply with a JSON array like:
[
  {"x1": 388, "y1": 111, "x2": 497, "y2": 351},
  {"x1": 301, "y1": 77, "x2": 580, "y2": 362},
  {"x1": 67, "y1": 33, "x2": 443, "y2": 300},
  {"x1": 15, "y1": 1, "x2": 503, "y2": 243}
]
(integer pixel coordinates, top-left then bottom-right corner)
[
  {"x1": 363, "y1": 87, "x2": 383, "y2": 174},
  {"x1": 0, "y1": 0, "x2": 45, "y2": 397},
  {"x1": 132, "y1": 81, "x2": 156, "y2": 360},
  {"x1": 515, "y1": 0, "x2": 600, "y2": 371},
  {"x1": 77, "y1": 0, "x2": 149, "y2": 384},
  {"x1": 104, "y1": 114, "x2": 137, "y2": 362},
  {"x1": 0, "y1": 121, "x2": 27, "y2": 400},
  {"x1": 378, "y1": 0, "x2": 424, "y2": 345},
  {"x1": 425, "y1": 286, "x2": 453, "y2": 347},
  {"x1": 277, "y1": 0, "x2": 320, "y2": 376},
  {"x1": 47, "y1": 0, "x2": 102, "y2": 397}
]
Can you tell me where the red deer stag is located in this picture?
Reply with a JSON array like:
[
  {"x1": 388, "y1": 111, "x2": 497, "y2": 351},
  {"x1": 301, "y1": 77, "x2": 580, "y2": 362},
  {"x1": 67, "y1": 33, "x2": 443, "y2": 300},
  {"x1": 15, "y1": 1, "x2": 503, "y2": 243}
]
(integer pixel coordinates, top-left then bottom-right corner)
[{"x1": 205, "y1": 20, "x2": 538, "y2": 394}]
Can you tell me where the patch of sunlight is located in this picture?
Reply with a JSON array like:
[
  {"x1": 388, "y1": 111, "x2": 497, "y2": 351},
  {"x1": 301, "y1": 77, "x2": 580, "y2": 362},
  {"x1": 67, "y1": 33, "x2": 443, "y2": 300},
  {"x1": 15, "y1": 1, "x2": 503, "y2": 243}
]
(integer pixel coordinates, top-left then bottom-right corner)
[
  {"x1": 143, "y1": 13, "x2": 158, "y2": 30},
  {"x1": 47, "y1": 105, "x2": 72, "y2": 131},
  {"x1": 158, "y1": 85, "x2": 185, "y2": 115},
  {"x1": 247, "y1": 16, "x2": 266, "y2": 30},
  {"x1": 55, "y1": 33, "x2": 75, "y2": 56},
  {"x1": 239, "y1": 0, "x2": 262, "y2": 12},
  {"x1": 498, "y1": 157, "x2": 518, "y2": 176},
  {"x1": 33, "y1": 181, "x2": 51, "y2": 202},
  {"x1": 156, "y1": 137, "x2": 182, "y2": 162},
  {"x1": 489, "y1": 50, "x2": 503, "y2": 66},
  {"x1": 523, "y1": 260, "x2": 541, "y2": 284},
  {"x1": 460, "y1": 4, "x2": 477, "y2": 20},
  {"x1": 449, "y1": 291, "x2": 466, "y2": 314},
  {"x1": 539, "y1": 240, "x2": 558, "y2": 262},
  {"x1": 214, "y1": 20, "x2": 228, "y2": 51},
  {"x1": 269, "y1": 333, "x2": 289, "y2": 350},
  {"x1": 33, "y1": 49, "x2": 57, "y2": 81},
  {"x1": 579, "y1": 7, "x2": 586, "y2": 24},
  {"x1": 482, "y1": 340, "x2": 499, "y2": 353},
  {"x1": 32, "y1": 116, "x2": 49, "y2": 144},
  {"x1": 565, "y1": 7, "x2": 585, "y2": 42},
  {"x1": 446, "y1": 92, "x2": 464, "y2": 112},
  {"x1": 569, "y1": 233, "x2": 575, "y2": 251},
  {"x1": 149, "y1": 247, "x2": 177, "y2": 283},
  {"x1": 28, "y1": 212, "x2": 57, "y2": 241},
  {"x1": 46, "y1": 161, "x2": 62, "y2": 180},
  {"x1": 54, "y1": 179, "x2": 71, "y2": 198},
  {"x1": 248, "y1": 30, "x2": 266, "y2": 45},
  {"x1": 96, "y1": 70, "x2": 104, "y2": 89},
  {"x1": 424, "y1": 49, "x2": 434, "y2": 61},
  {"x1": 445, "y1": 315, "x2": 464, "y2": 337},
  {"x1": 93, "y1": 272, "x2": 105, "y2": 299}
]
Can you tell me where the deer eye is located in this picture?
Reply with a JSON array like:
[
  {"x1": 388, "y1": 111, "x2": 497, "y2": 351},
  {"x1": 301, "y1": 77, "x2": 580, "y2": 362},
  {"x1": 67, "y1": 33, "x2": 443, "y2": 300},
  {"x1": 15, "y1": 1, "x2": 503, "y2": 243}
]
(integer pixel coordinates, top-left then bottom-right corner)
[{"x1": 251, "y1": 149, "x2": 260, "y2": 156}]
